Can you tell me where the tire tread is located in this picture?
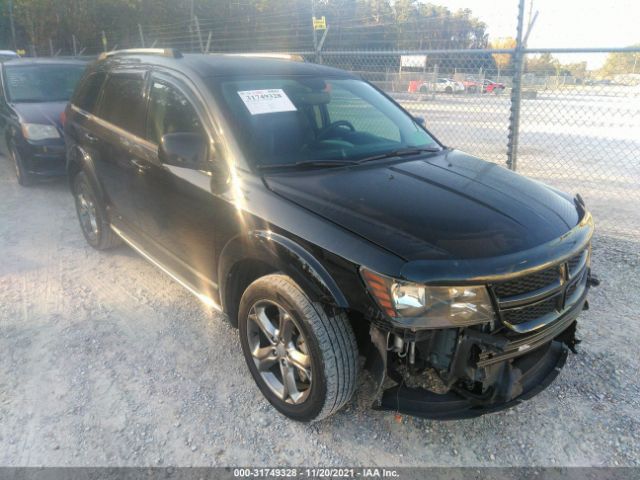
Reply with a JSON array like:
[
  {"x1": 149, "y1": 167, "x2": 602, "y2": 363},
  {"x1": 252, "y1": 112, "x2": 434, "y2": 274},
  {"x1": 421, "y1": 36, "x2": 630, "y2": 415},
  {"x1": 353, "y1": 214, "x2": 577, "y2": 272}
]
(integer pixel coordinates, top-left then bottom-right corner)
[
  {"x1": 243, "y1": 274, "x2": 358, "y2": 421},
  {"x1": 73, "y1": 171, "x2": 122, "y2": 250}
]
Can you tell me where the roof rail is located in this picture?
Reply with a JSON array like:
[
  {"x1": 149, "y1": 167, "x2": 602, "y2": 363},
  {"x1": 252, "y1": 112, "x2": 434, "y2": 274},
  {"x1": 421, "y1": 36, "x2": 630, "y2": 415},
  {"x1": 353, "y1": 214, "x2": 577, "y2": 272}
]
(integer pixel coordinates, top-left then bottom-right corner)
[
  {"x1": 99, "y1": 48, "x2": 182, "y2": 61},
  {"x1": 222, "y1": 53, "x2": 305, "y2": 62}
]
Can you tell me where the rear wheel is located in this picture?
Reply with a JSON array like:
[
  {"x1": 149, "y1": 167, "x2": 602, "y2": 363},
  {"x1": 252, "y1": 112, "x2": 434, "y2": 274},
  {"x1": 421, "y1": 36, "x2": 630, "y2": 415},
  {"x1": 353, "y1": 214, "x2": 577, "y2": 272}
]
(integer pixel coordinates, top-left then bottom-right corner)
[
  {"x1": 72, "y1": 171, "x2": 121, "y2": 250},
  {"x1": 445, "y1": 86, "x2": 453, "y2": 94},
  {"x1": 10, "y1": 145, "x2": 33, "y2": 187},
  {"x1": 238, "y1": 274, "x2": 358, "y2": 422}
]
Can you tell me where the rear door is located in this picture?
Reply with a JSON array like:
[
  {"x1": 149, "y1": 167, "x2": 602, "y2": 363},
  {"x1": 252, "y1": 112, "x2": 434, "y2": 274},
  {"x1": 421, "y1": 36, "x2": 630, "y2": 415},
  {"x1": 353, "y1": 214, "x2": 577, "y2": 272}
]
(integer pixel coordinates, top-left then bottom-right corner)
[
  {"x1": 91, "y1": 70, "x2": 151, "y2": 230},
  {"x1": 67, "y1": 70, "x2": 106, "y2": 171}
]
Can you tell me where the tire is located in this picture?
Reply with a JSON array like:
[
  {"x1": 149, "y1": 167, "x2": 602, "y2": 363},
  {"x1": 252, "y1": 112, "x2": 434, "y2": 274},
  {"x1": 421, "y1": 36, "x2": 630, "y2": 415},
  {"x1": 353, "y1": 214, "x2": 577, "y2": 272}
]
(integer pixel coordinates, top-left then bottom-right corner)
[
  {"x1": 72, "y1": 171, "x2": 121, "y2": 250},
  {"x1": 10, "y1": 145, "x2": 33, "y2": 186},
  {"x1": 445, "y1": 86, "x2": 453, "y2": 94},
  {"x1": 238, "y1": 274, "x2": 358, "y2": 422},
  {"x1": 419, "y1": 85, "x2": 428, "y2": 94}
]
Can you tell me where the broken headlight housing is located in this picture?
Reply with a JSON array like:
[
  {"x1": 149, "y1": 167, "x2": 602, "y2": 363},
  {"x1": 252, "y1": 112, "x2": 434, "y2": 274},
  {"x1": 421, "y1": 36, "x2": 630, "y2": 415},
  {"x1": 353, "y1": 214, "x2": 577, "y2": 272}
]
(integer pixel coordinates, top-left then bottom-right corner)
[{"x1": 361, "y1": 267, "x2": 495, "y2": 329}]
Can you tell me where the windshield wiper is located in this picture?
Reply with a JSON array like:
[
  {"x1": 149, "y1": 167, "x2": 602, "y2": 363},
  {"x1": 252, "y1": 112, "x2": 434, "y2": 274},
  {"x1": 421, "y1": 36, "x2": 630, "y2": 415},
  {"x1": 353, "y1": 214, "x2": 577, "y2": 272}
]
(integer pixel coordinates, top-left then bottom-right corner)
[
  {"x1": 258, "y1": 159, "x2": 358, "y2": 171},
  {"x1": 356, "y1": 146, "x2": 443, "y2": 164},
  {"x1": 257, "y1": 147, "x2": 444, "y2": 171}
]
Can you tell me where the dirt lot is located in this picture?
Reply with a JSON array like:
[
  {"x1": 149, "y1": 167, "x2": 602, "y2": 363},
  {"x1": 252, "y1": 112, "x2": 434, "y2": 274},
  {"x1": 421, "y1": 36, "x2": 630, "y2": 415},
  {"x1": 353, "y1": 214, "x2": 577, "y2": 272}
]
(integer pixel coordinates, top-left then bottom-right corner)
[{"x1": 0, "y1": 141, "x2": 639, "y2": 466}]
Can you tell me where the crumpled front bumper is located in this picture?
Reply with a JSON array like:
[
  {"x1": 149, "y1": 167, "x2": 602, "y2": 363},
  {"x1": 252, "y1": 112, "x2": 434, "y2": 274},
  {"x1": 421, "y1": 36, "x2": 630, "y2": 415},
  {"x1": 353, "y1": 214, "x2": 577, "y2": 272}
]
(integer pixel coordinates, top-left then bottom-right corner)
[
  {"x1": 374, "y1": 339, "x2": 567, "y2": 420},
  {"x1": 370, "y1": 286, "x2": 588, "y2": 420}
]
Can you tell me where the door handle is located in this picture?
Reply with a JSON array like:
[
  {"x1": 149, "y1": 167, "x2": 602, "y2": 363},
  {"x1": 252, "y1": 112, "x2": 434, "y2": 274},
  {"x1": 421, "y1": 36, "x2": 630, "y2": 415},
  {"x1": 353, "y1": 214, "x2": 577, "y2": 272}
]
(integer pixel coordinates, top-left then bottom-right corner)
[
  {"x1": 131, "y1": 158, "x2": 150, "y2": 172},
  {"x1": 84, "y1": 132, "x2": 98, "y2": 143}
]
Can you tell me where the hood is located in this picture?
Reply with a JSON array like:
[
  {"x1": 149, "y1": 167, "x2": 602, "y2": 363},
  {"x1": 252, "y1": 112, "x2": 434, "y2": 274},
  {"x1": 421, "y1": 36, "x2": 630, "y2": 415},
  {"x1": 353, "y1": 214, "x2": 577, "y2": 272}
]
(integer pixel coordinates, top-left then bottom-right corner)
[
  {"x1": 264, "y1": 150, "x2": 581, "y2": 261},
  {"x1": 12, "y1": 101, "x2": 67, "y2": 130}
]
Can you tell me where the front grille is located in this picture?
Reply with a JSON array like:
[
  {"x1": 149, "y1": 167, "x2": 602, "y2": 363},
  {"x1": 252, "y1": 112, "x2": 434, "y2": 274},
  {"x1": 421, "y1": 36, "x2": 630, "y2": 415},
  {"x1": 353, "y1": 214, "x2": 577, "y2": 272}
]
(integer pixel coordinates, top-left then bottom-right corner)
[
  {"x1": 565, "y1": 280, "x2": 579, "y2": 299},
  {"x1": 493, "y1": 266, "x2": 559, "y2": 298},
  {"x1": 492, "y1": 247, "x2": 590, "y2": 332},
  {"x1": 566, "y1": 269, "x2": 588, "y2": 301},
  {"x1": 568, "y1": 251, "x2": 585, "y2": 275},
  {"x1": 502, "y1": 297, "x2": 557, "y2": 325}
]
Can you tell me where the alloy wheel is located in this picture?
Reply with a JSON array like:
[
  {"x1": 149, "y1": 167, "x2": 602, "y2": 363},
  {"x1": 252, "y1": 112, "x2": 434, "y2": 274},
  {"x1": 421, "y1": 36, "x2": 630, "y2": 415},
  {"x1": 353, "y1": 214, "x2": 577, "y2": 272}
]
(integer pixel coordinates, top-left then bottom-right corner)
[
  {"x1": 246, "y1": 300, "x2": 312, "y2": 404},
  {"x1": 75, "y1": 182, "x2": 99, "y2": 242},
  {"x1": 11, "y1": 148, "x2": 21, "y2": 181}
]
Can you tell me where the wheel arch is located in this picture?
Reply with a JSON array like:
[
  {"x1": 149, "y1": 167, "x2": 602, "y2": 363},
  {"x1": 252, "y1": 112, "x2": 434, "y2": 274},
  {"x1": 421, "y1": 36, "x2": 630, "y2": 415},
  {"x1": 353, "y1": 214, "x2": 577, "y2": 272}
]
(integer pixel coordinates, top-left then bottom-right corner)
[
  {"x1": 218, "y1": 230, "x2": 349, "y2": 327},
  {"x1": 66, "y1": 145, "x2": 105, "y2": 203}
]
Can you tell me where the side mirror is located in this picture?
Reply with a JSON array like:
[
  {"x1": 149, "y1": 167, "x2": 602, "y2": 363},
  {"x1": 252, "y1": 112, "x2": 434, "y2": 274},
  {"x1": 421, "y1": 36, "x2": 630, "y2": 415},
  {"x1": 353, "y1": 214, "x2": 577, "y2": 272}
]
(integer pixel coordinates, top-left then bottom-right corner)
[
  {"x1": 159, "y1": 132, "x2": 211, "y2": 171},
  {"x1": 413, "y1": 116, "x2": 426, "y2": 127}
]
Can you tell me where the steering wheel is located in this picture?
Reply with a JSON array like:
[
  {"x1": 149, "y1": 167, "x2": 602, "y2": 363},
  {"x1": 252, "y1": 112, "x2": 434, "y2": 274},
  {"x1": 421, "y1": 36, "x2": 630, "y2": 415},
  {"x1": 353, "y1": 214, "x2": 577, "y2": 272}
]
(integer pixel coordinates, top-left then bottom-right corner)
[{"x1": 317, "y1": 120, "x2": 356, "y2": 141}]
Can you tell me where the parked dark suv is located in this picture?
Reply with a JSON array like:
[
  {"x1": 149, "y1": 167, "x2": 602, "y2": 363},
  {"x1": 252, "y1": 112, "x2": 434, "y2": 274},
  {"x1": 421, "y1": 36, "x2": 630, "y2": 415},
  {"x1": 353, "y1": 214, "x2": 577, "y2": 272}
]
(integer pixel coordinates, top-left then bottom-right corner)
[{"x1": 64, "y1": 49, "x2": 596, "y2": 422}]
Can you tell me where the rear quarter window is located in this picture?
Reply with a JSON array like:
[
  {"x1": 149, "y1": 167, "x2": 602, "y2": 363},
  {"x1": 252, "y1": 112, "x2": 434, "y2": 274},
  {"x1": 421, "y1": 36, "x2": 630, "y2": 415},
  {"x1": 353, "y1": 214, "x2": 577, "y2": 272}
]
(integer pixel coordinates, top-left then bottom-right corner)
[{"x1": 97, "y1": 72, "x2": 146, "y2": 137}]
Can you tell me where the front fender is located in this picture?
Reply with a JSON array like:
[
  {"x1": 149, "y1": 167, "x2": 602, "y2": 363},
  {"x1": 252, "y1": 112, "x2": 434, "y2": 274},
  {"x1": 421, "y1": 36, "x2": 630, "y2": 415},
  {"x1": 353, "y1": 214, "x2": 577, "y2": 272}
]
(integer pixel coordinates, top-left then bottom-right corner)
[{"x1": 218, "y1": 230, "x2": 349, "y2": 316}]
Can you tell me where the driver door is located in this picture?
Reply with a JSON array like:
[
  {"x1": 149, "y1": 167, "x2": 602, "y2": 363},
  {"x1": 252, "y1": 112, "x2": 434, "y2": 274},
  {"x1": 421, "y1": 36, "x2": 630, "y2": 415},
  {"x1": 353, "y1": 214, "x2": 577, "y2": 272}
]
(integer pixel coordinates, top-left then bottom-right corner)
[{"x1": 132, "y1": 73, "x2": 222, "y2": 295}]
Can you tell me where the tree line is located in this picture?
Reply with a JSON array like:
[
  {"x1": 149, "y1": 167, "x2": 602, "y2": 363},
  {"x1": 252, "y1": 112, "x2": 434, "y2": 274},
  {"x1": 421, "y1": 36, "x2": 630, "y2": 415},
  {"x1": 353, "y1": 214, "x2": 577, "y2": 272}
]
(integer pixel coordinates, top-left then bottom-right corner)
[
  {"x1": 1, "y1": 1, "x2": 636, "y2": 77},
  {"x1": 0, "y1": 0, "x2": 489, "y2": 53}
]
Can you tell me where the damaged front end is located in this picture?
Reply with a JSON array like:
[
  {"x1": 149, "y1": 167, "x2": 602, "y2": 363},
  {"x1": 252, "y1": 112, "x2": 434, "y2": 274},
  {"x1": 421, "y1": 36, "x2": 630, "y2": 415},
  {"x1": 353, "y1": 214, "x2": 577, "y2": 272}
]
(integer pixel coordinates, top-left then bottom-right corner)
[
  {"x1": 364, "y1": 223, "x2": 597, "y2": 419},
  {"x1": 369, "y1": 315, "x2": 578, "y2": 420}
]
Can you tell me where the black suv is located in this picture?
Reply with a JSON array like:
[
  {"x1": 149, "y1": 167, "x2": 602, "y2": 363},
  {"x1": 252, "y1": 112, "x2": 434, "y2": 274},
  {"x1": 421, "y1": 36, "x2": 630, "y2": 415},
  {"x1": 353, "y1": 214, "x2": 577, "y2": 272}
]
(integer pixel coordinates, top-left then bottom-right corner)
[{"x1": 64, "y1": 49, "x2": 595, "y2": 422}]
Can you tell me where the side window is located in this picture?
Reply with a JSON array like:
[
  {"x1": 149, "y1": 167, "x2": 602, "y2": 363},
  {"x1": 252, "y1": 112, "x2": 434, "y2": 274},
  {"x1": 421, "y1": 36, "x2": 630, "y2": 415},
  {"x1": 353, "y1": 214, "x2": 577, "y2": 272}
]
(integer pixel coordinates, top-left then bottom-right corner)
[
  {"x1": 72, "y1": 72, "x2": 106, "y2": 113},
  {"x1": 146, "y1": 80, "x2": 204, "y2": 145},
  {"x1": 325, "y1": 82, "x2": 401, "y2": 142},
  {"x1": 98, "y1": 72, "x2": 146, "y2": 136}
]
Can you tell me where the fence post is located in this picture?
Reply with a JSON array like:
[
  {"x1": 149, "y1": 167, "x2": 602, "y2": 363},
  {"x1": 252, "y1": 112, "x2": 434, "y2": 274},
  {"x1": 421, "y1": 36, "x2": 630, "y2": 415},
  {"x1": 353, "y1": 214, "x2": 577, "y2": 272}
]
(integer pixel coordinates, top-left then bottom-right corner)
[
  {"x1": 205, "y1": 31, "x2": 212, "y2": 54},
  {"x1": 316, "y1": 26, "x2": 329, "y2": 64},
  {"x1": 138, "y1": 24, "x2": 145, "y2": 48},
  {"x1": 72, "y1": 34, "x2": 77, "y2": 56},
  {"x1": 101, "y1": 31, "x2": 108, "y2": 52},
  {"x1": 311, "y1": 0, "x2": 319, "y2": 63},
  {"x1": 49, "y1": 38, "x2": 54, "y2": 57},
  {"x1": 506, "y1": 0, "x2": 526, "y2": 171},
  {"x1": 194, "y1": 16, "x2": 204, "y2": 53}
]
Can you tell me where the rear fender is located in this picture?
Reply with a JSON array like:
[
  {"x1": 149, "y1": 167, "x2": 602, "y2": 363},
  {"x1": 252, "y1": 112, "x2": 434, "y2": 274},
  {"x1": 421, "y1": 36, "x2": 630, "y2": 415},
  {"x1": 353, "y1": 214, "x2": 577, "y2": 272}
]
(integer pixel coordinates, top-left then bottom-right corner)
[{"x1": 66, "y1": 145, "x2": 105, "y2": 203}]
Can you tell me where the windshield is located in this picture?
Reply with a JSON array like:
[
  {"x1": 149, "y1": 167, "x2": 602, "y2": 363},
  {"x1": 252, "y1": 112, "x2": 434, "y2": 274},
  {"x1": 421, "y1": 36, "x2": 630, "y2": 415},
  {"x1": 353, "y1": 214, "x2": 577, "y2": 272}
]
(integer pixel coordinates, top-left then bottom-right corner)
[
  {"x1": 208, "y1": 76, "x2": 438, "y2": 167},
  {"x1": 3, "y1": 64, "x2": 86, "y2": 103}
]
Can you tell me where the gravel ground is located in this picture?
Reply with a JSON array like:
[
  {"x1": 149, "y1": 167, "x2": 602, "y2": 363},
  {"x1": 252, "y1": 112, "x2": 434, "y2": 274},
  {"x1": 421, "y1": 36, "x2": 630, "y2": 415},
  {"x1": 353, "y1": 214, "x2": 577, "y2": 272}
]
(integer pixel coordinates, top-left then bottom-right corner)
[{"x1": 0, "y1": 151, "x2": 638, "y2": 467}]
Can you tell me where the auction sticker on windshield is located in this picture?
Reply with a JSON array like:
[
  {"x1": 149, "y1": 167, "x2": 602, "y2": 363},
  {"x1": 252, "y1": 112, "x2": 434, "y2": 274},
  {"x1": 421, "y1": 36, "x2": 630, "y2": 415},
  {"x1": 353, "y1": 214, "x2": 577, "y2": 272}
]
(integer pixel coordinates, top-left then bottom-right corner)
[{"x1": 238, "y1": 89, "x2": 297, "y2": 115}]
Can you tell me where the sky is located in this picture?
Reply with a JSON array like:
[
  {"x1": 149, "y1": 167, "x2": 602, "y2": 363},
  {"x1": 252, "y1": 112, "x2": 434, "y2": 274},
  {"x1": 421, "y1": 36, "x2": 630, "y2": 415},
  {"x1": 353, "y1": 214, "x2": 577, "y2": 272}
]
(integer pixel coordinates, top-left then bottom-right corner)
[{"x1": 434, "y1": 0, "x2": 640, "y2": 68}]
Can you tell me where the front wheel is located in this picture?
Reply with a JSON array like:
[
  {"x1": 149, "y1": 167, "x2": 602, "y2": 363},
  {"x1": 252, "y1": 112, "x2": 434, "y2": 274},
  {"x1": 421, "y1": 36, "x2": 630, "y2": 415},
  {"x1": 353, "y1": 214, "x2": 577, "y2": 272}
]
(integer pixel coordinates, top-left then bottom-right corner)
[
  {"x1": 10, "y1": 145, "x2": 33, "y2": 186},
  {"x1": 238, "y1": 274, "x2": 358, "y2": 422}
]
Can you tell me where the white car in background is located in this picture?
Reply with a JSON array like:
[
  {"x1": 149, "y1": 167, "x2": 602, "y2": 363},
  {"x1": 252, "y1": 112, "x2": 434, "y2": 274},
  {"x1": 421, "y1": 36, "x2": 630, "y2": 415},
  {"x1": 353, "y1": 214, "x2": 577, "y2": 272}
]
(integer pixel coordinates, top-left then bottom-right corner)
[
  {"x1": 419, "y1": 77, "x2": 464, "y2": 94},
  {"x1": 0, "y1": 50, "x2": 20, "y2": 61}
]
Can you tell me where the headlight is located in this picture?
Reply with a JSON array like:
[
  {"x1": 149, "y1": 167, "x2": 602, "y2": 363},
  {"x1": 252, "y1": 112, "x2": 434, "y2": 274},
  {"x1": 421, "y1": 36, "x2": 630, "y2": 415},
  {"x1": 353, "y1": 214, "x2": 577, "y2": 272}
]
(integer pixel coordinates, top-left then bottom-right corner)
[
  {"x1": 361, "y1": 267, "x2": 495, "y2": 329},
  {"x1": 21, "y1": 123, "x2": 60, "y2": 141}
]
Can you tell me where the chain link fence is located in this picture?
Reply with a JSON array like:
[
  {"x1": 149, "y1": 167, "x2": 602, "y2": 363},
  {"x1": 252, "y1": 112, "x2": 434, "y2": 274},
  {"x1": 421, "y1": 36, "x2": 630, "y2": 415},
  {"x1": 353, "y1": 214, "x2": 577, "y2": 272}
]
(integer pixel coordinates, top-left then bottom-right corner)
[
  {"x1": 316, "y1": 50, "x2": 640, "y2": 240},
  {"x1": 20, "y1": 13, "x2": 640, "y2": 242}
]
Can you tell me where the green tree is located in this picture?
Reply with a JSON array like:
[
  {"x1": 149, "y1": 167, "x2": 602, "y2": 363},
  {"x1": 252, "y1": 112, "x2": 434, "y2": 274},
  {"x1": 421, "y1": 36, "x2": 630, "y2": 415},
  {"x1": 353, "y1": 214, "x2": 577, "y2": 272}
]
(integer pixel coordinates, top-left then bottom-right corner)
[
  {"x1": 558, "y1": 61, "x2": 587, "y2": 79},
  {"x1": 526, "y1": 52, "x2": 560, "y2": 76},
  {"x1": 600, "y1": 45, "x2": 640, "y2": 77}
]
